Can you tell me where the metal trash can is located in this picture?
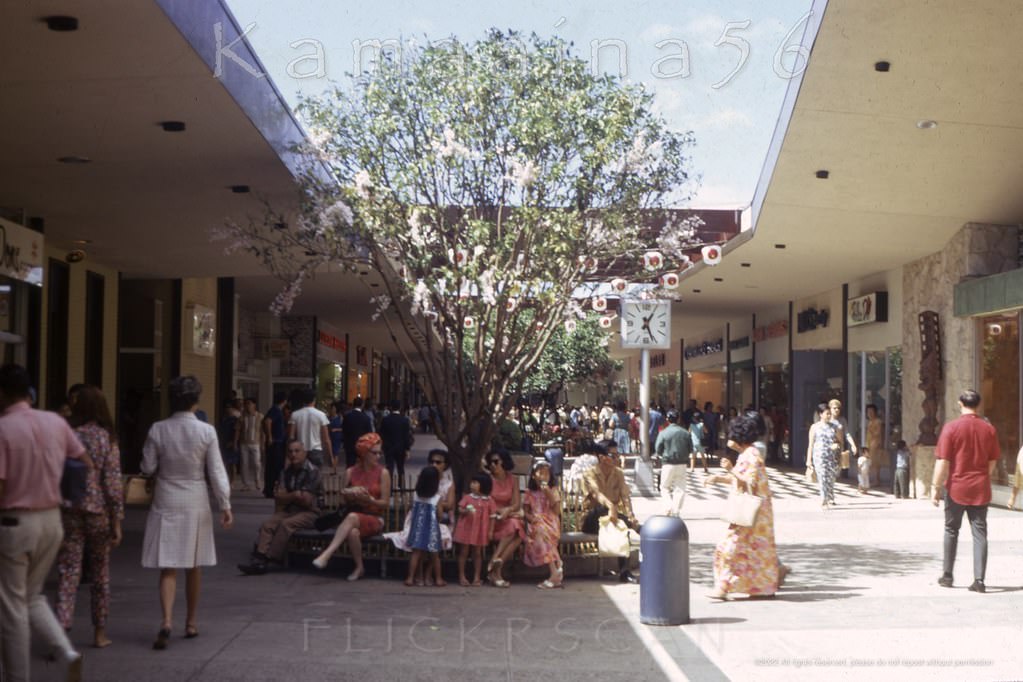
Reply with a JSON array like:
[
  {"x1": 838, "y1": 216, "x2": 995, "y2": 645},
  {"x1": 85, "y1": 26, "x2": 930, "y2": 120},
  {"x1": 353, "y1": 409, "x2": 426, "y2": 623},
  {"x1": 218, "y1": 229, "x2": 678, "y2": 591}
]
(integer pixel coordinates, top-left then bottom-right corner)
[{"x1": 639, "y1": 515, "x2": 689, "y2": 625}]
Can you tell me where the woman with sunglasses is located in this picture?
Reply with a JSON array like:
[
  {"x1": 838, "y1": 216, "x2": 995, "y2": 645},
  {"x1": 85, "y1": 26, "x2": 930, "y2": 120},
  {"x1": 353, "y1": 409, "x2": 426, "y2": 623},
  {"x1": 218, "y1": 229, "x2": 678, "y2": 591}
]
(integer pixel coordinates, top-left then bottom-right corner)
[
  {"x1": 312, "y1": 433, "x2": 390, "y2": 580},
  {"x1": 486, "y1": 448, "x2": 524, "y2": 587}
]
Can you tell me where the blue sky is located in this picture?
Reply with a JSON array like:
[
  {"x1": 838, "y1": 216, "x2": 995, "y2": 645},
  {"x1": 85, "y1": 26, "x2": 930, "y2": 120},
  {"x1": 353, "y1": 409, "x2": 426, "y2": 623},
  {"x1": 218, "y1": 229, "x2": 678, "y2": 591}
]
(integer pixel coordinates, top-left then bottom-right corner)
[{"x1": 225, "y1": 0, "x2": 817, "y2": 208}]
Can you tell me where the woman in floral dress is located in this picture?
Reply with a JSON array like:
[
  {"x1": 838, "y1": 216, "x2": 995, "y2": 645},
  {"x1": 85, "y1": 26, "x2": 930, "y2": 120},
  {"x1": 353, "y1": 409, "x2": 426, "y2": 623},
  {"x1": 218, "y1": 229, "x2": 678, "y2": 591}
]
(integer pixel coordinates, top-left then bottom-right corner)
[
  {"x1": 704, "y1": 413, "x2": 778, "y2": 599},
  {"x1": 808, "y1": 403, "x2": 843, "y2": 508},
  {"x1": 522, "y1": 461, "x2": 563, "y2": 589},
  {"x1": 56, "y1": 386, "x2": 124, "y2": 648}
]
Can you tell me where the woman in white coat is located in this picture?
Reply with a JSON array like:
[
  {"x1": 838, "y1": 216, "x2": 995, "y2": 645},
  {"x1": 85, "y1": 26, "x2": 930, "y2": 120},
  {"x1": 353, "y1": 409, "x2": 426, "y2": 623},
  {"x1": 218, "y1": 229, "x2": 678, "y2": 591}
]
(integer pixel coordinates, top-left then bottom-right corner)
[{"x1": 141, "y1": 376, "x2": 233, "y2": 650}]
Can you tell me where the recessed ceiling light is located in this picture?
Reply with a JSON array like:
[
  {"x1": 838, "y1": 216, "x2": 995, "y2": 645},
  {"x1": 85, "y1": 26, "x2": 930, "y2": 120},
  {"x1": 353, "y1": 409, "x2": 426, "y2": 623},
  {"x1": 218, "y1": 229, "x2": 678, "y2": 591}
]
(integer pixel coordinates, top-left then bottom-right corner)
[
  {"x1": 692, "y1": 289, "x2": 701, "y2": 293},
  {"x1": 916, "y1": 119, "x2": 938, "y2": 130},
  {"x1": 160, "y1": 121, "x2": 186, "y2": 132},
  {"x1": 230, "y1": 185, "x2": 250, "y2": 193},
  {"x1": 774, "y1": 244, "x2": 786, "y2": 249},
  {"x1": 43, "y1": 16, "x2": 79, "y2": 31},
  {"x1": 740, "y1": 262, "x2": 751, "y2": 267},
  {"x1": 57, "y1": 155, "x2": 91, "y2": 164},
  {"x1": 713, "y1": 277, "x2": 723, "y2": 282},
  {"x1": 370, "y1": 282, "x2": 380, "y2": 287},
  {"x1": 815, "y1": 170, "x2": 829, "y2": 179},
  {"x1": 874, "y1": 61, "x2": 890, "y2": 72},
  {"x1": 72, "y1": 239, "x2": 92, "y2": 245}
]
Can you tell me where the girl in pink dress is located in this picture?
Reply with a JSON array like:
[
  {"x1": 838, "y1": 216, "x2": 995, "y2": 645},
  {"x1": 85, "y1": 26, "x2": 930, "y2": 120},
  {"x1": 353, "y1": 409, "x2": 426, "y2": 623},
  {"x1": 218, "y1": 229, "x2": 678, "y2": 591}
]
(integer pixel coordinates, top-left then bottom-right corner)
[
  {"x1": 523, "y1": 461, "x2": 563, "y2": 589},
  {"x1": 453, "y1": 473, "x2": 496, "y2": 586}
]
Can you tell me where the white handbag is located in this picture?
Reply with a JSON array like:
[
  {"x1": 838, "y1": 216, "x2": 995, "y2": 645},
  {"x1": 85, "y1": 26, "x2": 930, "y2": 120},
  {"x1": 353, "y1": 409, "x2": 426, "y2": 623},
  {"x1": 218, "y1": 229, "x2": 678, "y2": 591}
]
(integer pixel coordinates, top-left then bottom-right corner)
[
  {"x1": 721, "y1": 491, "x2": 762, "y2": 527},
  {"x1": 597, "y1": 516, "x2": 632, "y2": 557}
]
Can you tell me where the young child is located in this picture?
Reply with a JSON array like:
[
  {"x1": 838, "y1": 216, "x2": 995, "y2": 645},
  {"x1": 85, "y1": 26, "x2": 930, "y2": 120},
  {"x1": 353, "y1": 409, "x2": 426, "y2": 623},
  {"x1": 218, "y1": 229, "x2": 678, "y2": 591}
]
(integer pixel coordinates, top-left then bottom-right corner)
[
  {"x1": 857, "y1": 446, "x2": 871, "y2": 493},
  {"x1": 404, "y1": 466, "x2": 445, "y2": 587},
  {"x1": 453, "y1": 473, "x2": 496, "y2": 586},
  {"x1": 522, "y1": 461, "x2": 563, "y2": 589},
  {"x1": 893, "y1": 440, "x2": 912, "y2": 499}
]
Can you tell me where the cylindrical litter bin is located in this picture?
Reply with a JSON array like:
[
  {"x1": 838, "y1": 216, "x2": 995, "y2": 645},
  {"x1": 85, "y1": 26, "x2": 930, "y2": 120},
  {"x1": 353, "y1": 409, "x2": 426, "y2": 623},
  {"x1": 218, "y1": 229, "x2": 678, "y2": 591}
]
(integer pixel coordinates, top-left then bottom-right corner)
[{"x1": 639, "y1": 515, "x2": 689, "y2": 625}]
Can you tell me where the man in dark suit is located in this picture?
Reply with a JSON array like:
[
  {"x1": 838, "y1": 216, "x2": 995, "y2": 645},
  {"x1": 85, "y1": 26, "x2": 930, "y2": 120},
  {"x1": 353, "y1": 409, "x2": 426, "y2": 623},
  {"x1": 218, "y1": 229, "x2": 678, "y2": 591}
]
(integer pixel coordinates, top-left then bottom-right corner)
[
  {"x1": 341, "y1": 397, "x2": 374, "y2": 467},
  {"x1": 378, "y1": 400, "x2": 414, "y2": 485}
]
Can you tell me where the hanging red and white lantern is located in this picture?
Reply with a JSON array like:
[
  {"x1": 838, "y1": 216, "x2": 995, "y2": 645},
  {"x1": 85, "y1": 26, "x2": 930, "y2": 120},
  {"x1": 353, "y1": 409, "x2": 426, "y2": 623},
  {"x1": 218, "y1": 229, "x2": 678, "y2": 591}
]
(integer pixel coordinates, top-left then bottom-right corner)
[
  {"x1": 592, "y1": 296, "x2": 607, "y2": 312},
  {"x1": 701, "y1": 244, "x2": 722, "y2": 265},
  {"x1": 505, "y1": 298, "x2": 518, "y2": 312},
  {"x1": 463, "y1": 316, "x2": 475, "y2": 329},
  {"x1": 660, "y1": 272, "x2": 680, "y2": 289},
  {"x1": 610, "y1": 278, "x2": 628, "y2": 294},
  {"x1": 454, "y1": 248, "x2": 470, "y2": 266},
  {"x1": 643, "y1": 250, "x2": 663, "y2": 271},
  {"x1": 599, "y1": 314, "x2": 615, "y2": 329},
  {"x1": 578, "y1": 255, "x2": 599, "y2": 273}
]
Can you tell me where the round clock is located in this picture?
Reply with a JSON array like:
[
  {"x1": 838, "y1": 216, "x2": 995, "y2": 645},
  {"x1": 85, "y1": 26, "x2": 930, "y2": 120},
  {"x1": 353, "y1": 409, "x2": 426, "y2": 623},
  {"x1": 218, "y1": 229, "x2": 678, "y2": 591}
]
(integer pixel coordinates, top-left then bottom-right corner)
[{"x1": 620, "y1": 299, "x2": 672, "y2": 349}]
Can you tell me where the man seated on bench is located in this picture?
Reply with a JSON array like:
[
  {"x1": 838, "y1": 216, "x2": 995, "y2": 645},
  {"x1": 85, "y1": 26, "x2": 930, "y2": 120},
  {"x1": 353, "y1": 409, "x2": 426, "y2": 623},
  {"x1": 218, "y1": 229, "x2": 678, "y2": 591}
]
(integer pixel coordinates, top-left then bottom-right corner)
[
  {"x1": 581, "y1": 441, "x2": 640, "y2": 583},
  {"x1": 238, "y1": 438, "x2": 322, "y2": 575}
]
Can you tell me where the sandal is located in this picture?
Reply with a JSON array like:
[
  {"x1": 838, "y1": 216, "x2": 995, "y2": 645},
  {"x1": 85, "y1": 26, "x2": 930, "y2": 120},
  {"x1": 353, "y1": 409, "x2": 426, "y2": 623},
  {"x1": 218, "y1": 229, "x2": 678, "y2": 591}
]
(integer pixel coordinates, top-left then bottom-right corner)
[
  {"x1": 707, "y1": 590, "x2": 727, "y2": 601},
  {"x1": 471, "y1": 579, "x2": 483, "y2": 587},
  {"x1": 491, "y1": 577, "x2": 510, "y2": 588},
  {"x1": 537, "y1": 580, "x2": 563, "y2": 590},
  {"x1": 459, "y1": 577, "x2": 471, "y2": 587},
  {"x1": 184, "y1": 625, "x2": 199, "y2": 639},
  {"x1": 153, "y1": 627, "x2": 171, "y2": 650}
]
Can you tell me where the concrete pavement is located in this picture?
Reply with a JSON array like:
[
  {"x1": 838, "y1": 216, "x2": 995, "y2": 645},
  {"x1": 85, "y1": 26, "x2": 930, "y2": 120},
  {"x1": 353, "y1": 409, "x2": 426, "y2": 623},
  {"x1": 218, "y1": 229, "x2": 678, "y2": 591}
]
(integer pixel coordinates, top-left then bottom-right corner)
[{"x1": 38, "y1": 437, "x2": 1023, "y2": 681}]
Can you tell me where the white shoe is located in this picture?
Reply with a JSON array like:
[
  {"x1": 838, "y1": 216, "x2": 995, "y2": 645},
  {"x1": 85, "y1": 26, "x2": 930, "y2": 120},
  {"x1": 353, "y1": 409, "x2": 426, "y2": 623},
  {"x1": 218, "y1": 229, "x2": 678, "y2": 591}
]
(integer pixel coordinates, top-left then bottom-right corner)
[
  {"x1": 312, "y1": 557, "x2": 327, "y2": 570},
  {"x1": 347, "y1": 568, "x2": 364, "y2": 581}
]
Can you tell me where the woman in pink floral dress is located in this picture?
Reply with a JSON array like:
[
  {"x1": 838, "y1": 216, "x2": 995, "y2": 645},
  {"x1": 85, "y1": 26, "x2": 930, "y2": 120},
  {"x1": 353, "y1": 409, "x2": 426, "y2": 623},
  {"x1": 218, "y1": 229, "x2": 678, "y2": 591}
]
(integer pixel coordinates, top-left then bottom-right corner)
[
  {"x1": 704, "y1": 412, "x2": 778, "y2": 599},
  {"x1": 56, "y1": 386, "x2": 124, "y2": 648},
  {"x1": 522, "y1": 461, "x2": 563, "y2": 589}
]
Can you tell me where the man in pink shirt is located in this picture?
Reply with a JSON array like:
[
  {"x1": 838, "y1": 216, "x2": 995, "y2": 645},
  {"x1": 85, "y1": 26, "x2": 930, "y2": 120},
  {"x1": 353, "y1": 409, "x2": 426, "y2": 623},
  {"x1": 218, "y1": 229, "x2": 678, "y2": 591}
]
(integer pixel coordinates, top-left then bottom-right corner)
[
  {"x1": 0, "y1": 364, "x2": 89, "y2": 681},
  {"x1": 932, "y1": 389, "x2": 1000, "y2": 593}
]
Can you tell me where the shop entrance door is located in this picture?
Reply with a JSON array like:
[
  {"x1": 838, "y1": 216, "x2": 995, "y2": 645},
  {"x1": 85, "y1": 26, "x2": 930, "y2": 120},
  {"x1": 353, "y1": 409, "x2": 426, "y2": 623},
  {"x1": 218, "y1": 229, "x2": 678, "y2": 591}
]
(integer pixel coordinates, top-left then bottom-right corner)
[{"x1": 791, "y1": 350, "x2": 844, "y2": 468}]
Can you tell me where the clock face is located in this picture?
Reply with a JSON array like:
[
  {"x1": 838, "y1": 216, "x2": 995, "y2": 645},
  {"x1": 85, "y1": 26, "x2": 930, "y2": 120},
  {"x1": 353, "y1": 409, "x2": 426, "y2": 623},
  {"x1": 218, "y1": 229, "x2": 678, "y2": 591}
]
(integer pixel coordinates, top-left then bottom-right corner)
[{"x1": 621, "y1": 300, "x2": 672, "y2": 349}]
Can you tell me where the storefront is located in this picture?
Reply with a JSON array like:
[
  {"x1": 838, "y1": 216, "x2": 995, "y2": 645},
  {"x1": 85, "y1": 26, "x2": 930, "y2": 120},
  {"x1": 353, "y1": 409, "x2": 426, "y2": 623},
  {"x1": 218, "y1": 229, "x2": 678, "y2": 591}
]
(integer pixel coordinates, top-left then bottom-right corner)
[
  {"x1": 753, "y1": 304, "x2": 791, "y2": 461},
  {"x1": 316, "y1": 322, "x2": 347, "y2": 406},
  {"x1": 683, "y1": 328, "x2": 726, "y2": 411},
  {"x1": 728, "y1": 317, "x2": 754, "y2": 411},
  {"x1": 0, "y1": 216, "x2": 42, "y2": 370},
  {"x1": 846, "y1": 270, "x2": 903, "y2": 485}
]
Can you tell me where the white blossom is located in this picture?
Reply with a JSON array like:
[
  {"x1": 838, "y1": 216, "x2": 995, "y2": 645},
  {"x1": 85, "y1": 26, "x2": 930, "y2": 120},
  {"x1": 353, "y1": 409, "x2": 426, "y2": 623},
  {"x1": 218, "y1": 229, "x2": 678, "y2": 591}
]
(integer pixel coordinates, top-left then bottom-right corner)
[
  {"x1": 322, "y1": 200, "x2": 354, "y2": 227},
  {"x1": 411, "y1": 280, "x2": 429, "y2": 316},
  {"x1": 478, "y1": 268, "x2": 497, "y2": 306},
  {"x1": 354, "y1": 169, "x2": 373, "y2": 199},
  {"x1": 434, "y1": 127, "x2": 471, "y2": 159},
  {"x1": 408, "y1": 208, "x2": 428, "y2": 247},
  {"x1": 505, "y1": 158, "x2": 538, "y2": 188},
  {"x1": 270, "y1": 275, "x2": 304, "y2": 316}
]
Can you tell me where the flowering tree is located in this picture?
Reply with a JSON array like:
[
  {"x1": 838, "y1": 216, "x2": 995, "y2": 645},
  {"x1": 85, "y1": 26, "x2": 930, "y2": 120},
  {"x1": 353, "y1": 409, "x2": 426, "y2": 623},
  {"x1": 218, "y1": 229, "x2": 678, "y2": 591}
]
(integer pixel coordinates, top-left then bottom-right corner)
[
  {"x1": 521, "y1": 317, "x2": 621, "y2": 408},
  {"x1": 219, "y1": 30, "x2": 709, "y2": 479}
]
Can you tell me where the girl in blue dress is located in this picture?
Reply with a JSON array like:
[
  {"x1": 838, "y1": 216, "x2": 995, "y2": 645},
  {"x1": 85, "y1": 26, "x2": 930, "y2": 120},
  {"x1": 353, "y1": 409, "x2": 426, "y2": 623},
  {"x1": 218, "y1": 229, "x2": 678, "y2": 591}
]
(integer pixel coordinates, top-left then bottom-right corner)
[{"x1": 404, "y1": 466, "x2": 445, "y2": 586}]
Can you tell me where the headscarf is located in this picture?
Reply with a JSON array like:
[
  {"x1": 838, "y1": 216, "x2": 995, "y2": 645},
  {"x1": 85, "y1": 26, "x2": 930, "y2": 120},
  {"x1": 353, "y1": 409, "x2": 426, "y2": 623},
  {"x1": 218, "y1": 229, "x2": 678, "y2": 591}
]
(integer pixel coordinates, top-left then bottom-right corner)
[{"x1": 355, "y1": 432, "x2": 382, "y2": 460}]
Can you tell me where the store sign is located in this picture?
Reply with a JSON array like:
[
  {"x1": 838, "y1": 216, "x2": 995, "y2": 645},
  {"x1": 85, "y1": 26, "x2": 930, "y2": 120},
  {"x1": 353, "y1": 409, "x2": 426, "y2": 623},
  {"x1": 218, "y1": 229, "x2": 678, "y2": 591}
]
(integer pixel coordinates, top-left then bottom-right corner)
[
  {"x1": 753, "y1": 319, "x2": 788, "y2": 342},
  {"x1": 847, "y1": 292, "x2": 888, "y2": 327},
  {"x1": 684, "y1": 338, "x2": 723, "y2": 359},
  {"x1": 729, "y1": 336, "x2": 750, "y2": 350},
  {"x1": 0, "y1": 217, "x2": 43, "y2": 286},
  {"x1": 650, "y1": 352, "x2": 667, "y2": 368},
  {"x1": 318, "y1": 330, "x2": 347, "y2": 352},
  {"x1": 796, "y1": 307, "x2": 829, "y2": 333}
]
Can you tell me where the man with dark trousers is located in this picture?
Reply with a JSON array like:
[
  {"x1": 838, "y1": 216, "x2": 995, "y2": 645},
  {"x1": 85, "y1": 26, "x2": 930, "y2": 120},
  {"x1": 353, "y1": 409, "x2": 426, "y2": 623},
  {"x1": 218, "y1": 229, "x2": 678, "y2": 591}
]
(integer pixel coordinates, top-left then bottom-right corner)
[
  {"x1": 262, "y1": 392, "x2": 288, "y2": 499},
  {"x1": 932, "y1": 389, "x2": 1000, "y2": 593},
  {"x1": 378, "y1": 399, "x2": 414, "y2": 485},
  {"x1": 341, "y1": 397, "x2": 374, "y2": 468}
]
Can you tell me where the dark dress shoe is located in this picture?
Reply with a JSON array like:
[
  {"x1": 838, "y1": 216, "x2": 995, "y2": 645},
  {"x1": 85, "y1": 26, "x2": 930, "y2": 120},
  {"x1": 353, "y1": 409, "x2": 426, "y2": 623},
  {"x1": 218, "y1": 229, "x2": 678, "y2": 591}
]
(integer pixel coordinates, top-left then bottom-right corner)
[
  {"x1": 238, "y1": 562, "x2": 268, "y2": 576},
  {"x1": 619, "y1": 570, "x2": 639, "y2": 584},
  {"x1": 937, "y1": 573, "x2": 953, "y2": 588},
  {"x1": 968, "y1": 580, "x2": 986, "y2": 593}
]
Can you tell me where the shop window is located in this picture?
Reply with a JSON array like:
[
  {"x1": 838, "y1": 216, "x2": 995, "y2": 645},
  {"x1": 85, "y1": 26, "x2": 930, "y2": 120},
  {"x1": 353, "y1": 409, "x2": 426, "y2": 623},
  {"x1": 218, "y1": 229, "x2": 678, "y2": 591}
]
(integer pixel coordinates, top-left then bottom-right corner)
[
  {"x1": 85, "y1": 272, "x2": 104, "y2": 387},
  {"x1": 978, "y1": 313, "x2": 1020, "y2": 484}
]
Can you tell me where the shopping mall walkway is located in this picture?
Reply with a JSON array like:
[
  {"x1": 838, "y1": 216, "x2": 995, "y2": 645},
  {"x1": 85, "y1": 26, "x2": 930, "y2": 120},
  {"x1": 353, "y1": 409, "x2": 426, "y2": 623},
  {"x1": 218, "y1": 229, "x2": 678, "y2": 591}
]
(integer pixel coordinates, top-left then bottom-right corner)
[{"x1": 41, "y1": 436, "x2": 1023, "y2": 681}]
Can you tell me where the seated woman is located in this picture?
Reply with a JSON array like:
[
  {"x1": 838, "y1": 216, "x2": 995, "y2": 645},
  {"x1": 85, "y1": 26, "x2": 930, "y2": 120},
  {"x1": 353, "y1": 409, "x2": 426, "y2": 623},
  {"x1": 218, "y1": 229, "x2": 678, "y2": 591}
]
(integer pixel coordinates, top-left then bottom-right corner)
[
  {"x1": 312, "y1": 433, "x2": 390, "y2": 580},
  {"x1": 486, "y1": 448, "x2": 524, "y2": 587}
]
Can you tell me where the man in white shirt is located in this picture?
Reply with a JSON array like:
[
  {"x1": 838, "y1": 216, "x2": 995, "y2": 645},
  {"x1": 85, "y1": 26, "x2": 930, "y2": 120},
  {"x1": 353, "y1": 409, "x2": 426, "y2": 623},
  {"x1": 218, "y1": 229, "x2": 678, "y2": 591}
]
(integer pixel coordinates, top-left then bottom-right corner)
[{"x1": 289, "y1": 389, "x2": 333, "y2": 469}]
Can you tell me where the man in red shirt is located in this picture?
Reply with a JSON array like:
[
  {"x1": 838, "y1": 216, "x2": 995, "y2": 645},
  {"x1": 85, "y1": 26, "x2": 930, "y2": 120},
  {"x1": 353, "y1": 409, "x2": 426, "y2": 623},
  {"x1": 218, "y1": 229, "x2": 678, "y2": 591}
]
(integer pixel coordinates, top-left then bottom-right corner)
[
  {"x1": 0, "y1": 364, "x2": 89, "y2": 681},
  {"x1": 932, "y1": 389, "x2": 1000, "y2": 593}
]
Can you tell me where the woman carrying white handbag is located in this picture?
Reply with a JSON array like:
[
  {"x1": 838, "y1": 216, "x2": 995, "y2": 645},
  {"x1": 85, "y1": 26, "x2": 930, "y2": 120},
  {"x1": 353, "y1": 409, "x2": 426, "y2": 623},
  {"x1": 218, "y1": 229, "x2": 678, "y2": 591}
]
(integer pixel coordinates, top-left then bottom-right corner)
[{"x1": 703, "y1": 413, "x2": 779, "y2": 600}]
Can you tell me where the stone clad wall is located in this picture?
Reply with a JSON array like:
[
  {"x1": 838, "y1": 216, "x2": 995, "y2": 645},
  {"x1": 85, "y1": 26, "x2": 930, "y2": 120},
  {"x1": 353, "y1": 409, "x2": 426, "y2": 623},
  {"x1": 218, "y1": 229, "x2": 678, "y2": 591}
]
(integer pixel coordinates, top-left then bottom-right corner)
[{"x1": 903, "y1": 223, "x2": 1017, "y2": 494}]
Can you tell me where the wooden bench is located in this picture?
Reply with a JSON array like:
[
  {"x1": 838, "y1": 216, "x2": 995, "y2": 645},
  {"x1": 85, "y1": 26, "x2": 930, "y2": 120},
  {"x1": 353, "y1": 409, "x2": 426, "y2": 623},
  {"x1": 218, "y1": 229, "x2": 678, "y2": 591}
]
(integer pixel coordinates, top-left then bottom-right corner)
[{"x1": 286, "y1": 472, "x2": 454, "y2": 577}]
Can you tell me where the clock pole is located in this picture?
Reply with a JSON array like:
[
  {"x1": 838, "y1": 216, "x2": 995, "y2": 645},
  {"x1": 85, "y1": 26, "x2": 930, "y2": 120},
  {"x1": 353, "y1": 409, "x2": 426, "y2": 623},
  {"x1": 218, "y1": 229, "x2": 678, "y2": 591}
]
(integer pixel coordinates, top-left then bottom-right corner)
[{"x1": 640, "y1": 347, "x2": 650, "y2": 461}]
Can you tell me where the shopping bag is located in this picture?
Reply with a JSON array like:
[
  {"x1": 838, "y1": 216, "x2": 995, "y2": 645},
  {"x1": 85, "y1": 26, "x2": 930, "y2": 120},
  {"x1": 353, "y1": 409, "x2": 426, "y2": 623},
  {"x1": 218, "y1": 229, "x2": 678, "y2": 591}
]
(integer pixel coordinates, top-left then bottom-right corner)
[
  {"x1": 805, "y1": 463, "x2": 817, "y2": 484},
  {"x1": 721, "y1": 491, "x2": 762, "y2": 527},
  {"x1": 597, "y1": 515, "x2": 632, "y2": 557},
  {"x1": 124, "y1": 475, "x2": 154, "y2": 506},
  {"x1": 839, "y1": 450, "x2": 851, "y2": 469}
]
